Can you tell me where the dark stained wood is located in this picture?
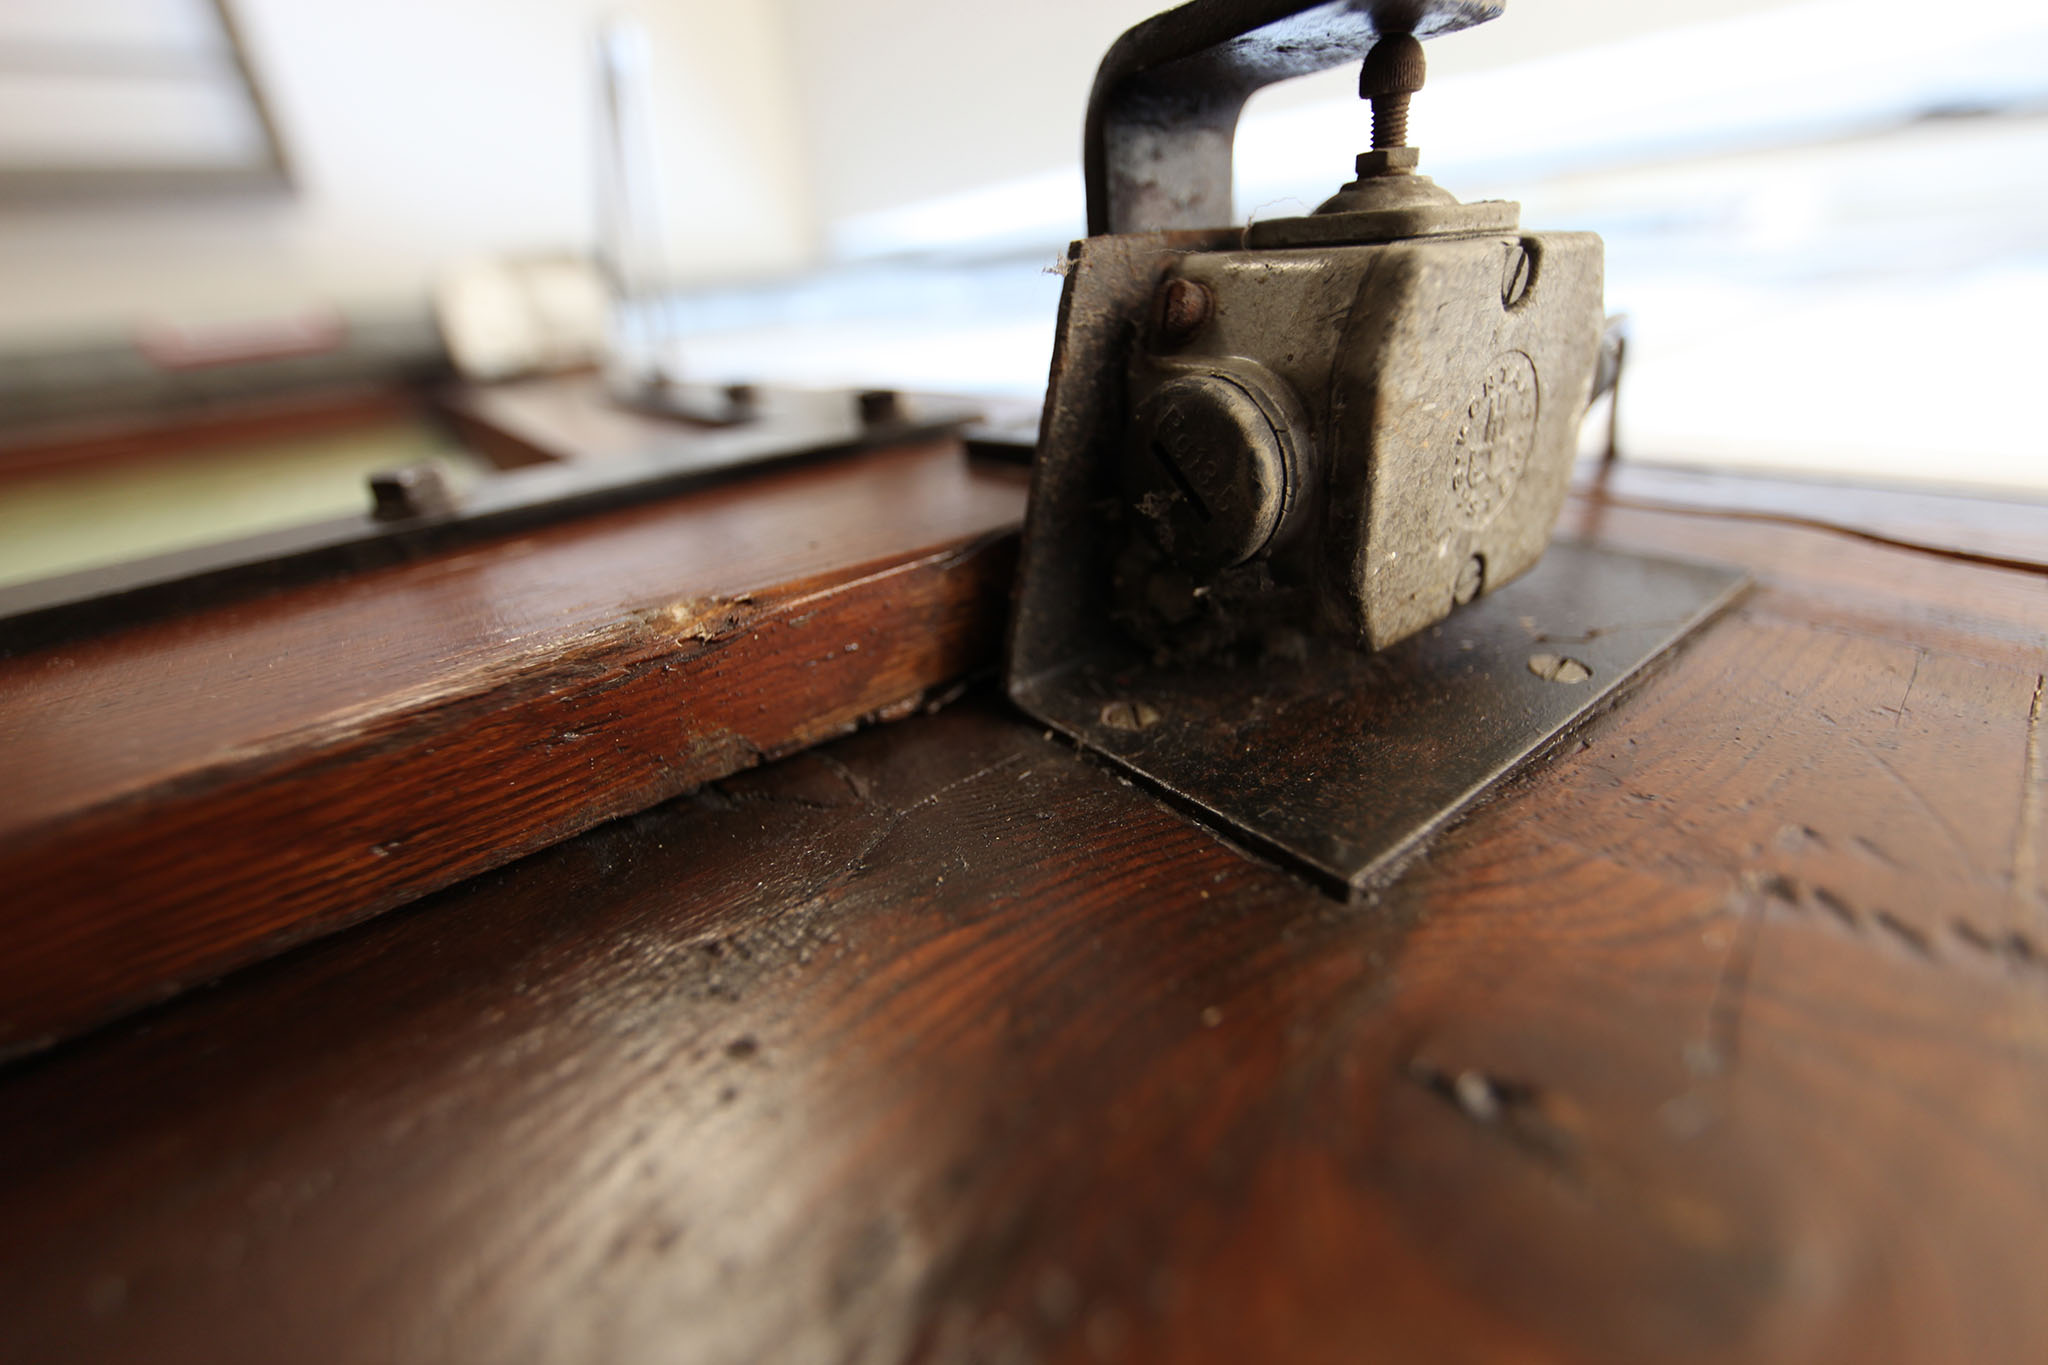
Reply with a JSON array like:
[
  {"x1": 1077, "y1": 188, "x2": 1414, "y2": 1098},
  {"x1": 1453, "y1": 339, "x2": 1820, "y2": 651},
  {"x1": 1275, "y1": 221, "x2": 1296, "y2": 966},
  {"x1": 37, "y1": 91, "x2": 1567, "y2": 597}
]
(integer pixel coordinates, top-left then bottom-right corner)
[
  {"x1": 0, "y1": 479, "x2": 2042, "y2": 1363},
  {"x1": 0, "y1": 442, "x2": 1027, "y2": 1057}
]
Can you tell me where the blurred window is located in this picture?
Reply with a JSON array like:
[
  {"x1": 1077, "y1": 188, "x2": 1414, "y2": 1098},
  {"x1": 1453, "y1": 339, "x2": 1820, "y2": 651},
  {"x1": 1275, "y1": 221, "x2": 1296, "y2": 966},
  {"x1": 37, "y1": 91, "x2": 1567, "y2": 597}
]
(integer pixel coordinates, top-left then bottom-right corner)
[
  {"x1": 0, "y1": 0, "x2": 288, "y2": 198},
  {"x1": 660, "y1": 0, "x2": 2048, "y2": 495}
]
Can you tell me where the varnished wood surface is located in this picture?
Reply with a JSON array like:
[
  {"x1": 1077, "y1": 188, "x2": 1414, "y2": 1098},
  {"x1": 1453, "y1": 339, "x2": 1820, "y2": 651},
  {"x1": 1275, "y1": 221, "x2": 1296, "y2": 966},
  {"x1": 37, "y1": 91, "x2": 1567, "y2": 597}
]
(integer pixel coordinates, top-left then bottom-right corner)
[
  {"x1": 0, "y1": 477, "x2": 2042, "y2": 1363},
  {"x1": 0, "y1": 442, "x2": 1027, "y2": 1056}
]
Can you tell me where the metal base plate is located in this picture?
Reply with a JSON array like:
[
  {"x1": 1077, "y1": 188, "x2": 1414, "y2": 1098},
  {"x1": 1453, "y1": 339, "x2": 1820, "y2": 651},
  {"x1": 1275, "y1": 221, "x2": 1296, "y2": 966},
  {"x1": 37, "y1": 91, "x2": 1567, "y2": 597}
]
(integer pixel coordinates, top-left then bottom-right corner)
[{"x1": 1011, "y1": 541, "x2": 1746, "y2": 894}]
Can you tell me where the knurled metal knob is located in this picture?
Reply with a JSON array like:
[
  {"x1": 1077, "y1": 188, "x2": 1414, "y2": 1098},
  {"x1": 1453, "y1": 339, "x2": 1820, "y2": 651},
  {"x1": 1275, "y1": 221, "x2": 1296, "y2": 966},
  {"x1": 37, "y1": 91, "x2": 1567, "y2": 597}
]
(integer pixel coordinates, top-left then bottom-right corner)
[
  {"x1": 1359, "y1": 33, "x2": 1426, "y2": 151},
  {"x1": 1124, "y1": 373, "x2": 1292, "y2": 574}
]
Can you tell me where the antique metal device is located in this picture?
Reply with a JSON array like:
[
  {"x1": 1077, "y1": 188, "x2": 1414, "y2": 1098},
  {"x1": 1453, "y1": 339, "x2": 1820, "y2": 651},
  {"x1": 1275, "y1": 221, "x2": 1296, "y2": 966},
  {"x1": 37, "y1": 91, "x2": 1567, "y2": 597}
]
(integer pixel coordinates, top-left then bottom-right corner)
[{"x1": 1007, "y1": 0, "x2": 1746, "y2": 893}]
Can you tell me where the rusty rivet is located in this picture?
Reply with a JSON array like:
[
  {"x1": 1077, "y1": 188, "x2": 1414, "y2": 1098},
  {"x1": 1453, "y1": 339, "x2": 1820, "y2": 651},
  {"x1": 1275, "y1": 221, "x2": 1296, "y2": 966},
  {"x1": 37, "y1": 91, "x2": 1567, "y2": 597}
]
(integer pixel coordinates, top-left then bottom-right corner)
[
  {"x1": 1528, "y1": 652, "x2": 1591, "y2": 684},
  {"x1": 1453, "y1": 554, "x2": 1484, "y2": 605},
  {"x1": 1155, "y1": 278, "x2": 1214, "y2": 348},
  {"x1": 1099, "y1": 699, "x2": 1161, "y2": 731}
]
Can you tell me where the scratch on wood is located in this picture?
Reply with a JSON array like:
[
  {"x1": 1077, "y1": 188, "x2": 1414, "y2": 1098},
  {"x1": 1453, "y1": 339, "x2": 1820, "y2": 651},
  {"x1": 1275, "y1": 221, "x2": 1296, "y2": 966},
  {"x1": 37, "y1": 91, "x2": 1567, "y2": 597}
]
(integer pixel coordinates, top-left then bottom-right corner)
[
  {"x1": 1894, "y1": 650, "x2": 1923, "y2": 729},
  {"x1": 1809, "y1": 885, "x2": 1858, "y2": 929},
  {"x1": 812, "y1": 750, "x2": 877, "y2": 807},
  {"x1": 1855, "y1": 740, "x2": 1976, "y2": 867},
  {"x1": 2015, "y1": 675, "x2": 2046, "y2": 920},
  {"x1": 1953, "y1": 918, "x2": 1997, "y2": 953},
  {"x1": 1583, "y1": 489, "x2": 2048, "y2": 575},
  {"x1": 777, "y1": 751, "x2": 1031, "y2": 915},
  {"x1": 1757, "y1": 873, "x2": 1799, "y2": 908},
  {"x1": 1692, "y1": 886, "x2": 1768, "y2": 1077},
  {"x1": 896, "y1": 752, "x2": 1029, "y2": 822},
  {"x1": 1770, "y1": 872, "x2": 2048, "y2": 982},
  {"x1": 1871, "y1": 909, "x2": 1935, "y2": 959},
  {"x1": 1949, "y1": 918, "x2": 2048, "y2": 980}
]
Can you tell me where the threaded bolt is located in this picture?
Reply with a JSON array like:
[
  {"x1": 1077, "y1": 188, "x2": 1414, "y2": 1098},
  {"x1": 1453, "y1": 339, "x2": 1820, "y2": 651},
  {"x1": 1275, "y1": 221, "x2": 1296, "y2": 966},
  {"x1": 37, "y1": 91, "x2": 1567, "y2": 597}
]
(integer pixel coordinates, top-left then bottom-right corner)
[
  {"x1": 1360, "y1": 33, "x2": 1426, "y2": 151},
  {"x1": 1373, "y1": 100, "x2": 1408, "y2": 151}
]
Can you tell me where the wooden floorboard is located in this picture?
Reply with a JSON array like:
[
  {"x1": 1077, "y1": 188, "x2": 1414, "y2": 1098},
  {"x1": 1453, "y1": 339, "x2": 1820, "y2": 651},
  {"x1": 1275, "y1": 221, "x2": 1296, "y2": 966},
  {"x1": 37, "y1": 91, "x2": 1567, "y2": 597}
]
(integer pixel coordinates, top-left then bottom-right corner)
[
  {"x1": 0, "y1": 441, "x2": 1027, "y2": 1056},
  {"x1": 0, "y1": 483, "x2": 2043, "y2": 1363}
]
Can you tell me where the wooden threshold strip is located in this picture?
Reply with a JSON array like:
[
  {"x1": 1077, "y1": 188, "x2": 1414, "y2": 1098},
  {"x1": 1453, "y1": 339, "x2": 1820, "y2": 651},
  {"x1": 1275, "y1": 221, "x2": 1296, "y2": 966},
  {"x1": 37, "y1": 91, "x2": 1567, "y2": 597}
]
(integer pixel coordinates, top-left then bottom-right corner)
[{"x1": 0, "y1": 441, "x2": 1027, "y2": 1057}]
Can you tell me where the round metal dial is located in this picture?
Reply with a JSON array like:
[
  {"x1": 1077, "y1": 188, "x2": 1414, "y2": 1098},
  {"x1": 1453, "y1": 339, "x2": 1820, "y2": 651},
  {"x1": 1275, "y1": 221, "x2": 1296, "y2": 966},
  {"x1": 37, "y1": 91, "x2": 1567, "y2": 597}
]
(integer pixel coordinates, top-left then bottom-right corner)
[{"x1": 1123, "y1": 373, "x2": 1292, "y2": 576}]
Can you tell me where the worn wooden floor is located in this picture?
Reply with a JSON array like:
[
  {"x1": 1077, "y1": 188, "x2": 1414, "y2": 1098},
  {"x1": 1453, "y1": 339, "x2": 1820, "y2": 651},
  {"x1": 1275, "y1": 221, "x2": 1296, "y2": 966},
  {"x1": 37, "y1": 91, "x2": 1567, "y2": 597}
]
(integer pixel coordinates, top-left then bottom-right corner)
[{"x1": 0, "y1": 478, "x2": 2044, "y2": 1363}]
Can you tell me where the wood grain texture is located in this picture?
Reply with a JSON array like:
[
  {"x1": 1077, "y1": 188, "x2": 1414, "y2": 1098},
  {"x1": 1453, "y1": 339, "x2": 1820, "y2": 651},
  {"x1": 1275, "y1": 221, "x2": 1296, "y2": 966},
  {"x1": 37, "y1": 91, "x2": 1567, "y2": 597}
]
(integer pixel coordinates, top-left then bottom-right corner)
[
  {"x1": 0, "y1": 481, "x2": 2042, "y2": 1364},
  {"x1": 0, "y1": 442, "x2": 1026, "y2": 1057}
]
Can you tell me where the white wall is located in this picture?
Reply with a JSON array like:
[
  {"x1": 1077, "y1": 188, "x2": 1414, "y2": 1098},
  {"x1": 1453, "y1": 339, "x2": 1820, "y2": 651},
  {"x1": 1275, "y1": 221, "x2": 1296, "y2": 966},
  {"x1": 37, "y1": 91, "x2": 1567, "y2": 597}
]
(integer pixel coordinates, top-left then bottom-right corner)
[
  {"x1": 0, "y1": 0, "x2": 814, "y2": 346},
  {"x1": 780, "y1": 0, "x2": 1819, "y2": 250}
]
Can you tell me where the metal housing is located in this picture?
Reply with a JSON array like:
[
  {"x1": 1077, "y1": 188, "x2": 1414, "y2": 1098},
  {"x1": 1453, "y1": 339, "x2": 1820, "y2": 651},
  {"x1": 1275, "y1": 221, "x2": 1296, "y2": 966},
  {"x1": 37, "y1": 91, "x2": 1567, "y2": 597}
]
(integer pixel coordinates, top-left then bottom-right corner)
[{"x1": 1006, "y1": 0, "x2": 1744, "y2": 894}]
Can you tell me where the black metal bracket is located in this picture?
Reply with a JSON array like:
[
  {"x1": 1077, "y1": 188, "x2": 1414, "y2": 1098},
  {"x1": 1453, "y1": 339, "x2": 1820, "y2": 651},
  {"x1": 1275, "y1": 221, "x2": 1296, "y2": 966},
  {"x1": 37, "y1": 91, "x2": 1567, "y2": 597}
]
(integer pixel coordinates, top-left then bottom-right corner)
[
  {"x1": 1085, "y1": 0, "x2": 1501, "y2": 234},
  {"x1": 1016, "y1": 533, "x2": 1745, "y2": 894}
]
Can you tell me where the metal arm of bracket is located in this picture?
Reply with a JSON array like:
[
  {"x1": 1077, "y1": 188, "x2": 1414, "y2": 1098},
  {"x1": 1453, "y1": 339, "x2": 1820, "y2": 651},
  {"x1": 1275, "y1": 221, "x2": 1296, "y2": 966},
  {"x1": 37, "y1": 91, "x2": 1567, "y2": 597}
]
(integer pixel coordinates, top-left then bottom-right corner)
[{"x1": 1083, "y1": 0, "x2": 1501, "y2": 235}]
